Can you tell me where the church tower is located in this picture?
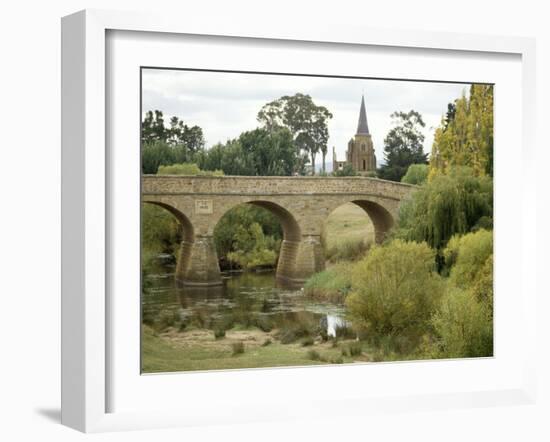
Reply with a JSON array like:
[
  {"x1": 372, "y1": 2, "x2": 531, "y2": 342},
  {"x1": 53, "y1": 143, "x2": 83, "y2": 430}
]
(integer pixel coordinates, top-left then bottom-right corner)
[{"x1": 346, "y1": 95, "x2": 376, "y2": 174}]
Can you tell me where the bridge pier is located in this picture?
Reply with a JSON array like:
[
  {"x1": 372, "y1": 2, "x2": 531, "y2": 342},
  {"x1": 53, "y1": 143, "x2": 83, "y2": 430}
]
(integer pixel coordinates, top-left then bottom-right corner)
[
  {"x1": 276, "y1": 239, "x2": 300, "y2": 282},
  {"x1": 176, "y1": 235, "x2": 222, "y2": 286},
  {"x1": 292, "y1": 234, "x2": 326, "y2": 282}
]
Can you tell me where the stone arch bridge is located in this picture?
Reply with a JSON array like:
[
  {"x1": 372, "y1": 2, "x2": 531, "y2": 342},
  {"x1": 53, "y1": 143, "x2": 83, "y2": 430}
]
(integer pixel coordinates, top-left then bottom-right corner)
[{"x1": 142, "y1": 176, "x2": 415, "y2": 286}]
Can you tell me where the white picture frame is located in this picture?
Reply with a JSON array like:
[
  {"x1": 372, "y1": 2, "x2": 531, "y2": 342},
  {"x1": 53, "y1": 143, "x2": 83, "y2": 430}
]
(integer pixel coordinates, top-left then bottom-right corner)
[{"x1": 61, "y1": 9, "x2": 537, "y2": 433}]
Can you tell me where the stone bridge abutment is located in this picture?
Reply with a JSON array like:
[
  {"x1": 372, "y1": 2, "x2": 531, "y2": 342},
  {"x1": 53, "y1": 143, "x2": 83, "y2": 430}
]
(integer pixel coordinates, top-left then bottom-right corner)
[{"x1": 142, "y1": 176, "x2": 415, "y2": 286}]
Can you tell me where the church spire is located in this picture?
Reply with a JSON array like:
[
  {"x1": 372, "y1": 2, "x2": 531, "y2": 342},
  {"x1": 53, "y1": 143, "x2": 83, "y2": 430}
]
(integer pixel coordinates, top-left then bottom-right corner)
[{"x1": 356, "y1": 95, "x2": 370, "y2": 135}]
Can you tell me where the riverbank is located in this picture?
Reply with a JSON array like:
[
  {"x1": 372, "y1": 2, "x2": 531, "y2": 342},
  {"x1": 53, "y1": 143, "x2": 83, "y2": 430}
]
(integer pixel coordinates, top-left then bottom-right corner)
[{"x1": 142, "y1": 325, "x2": 369, "y2": 372}]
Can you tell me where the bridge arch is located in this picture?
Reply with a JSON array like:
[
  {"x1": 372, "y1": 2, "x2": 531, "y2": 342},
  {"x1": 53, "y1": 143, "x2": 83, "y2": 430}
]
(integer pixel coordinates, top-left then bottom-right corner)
[
  {"x1": 214, "y1": 199, "x2": 302, "y2": 283},
  {"x1": 142, "y1": 201, "x2": 198, "y2": 283},
  {"x1": 351, "y1": 199, "x2": 395, "y2": 244}
]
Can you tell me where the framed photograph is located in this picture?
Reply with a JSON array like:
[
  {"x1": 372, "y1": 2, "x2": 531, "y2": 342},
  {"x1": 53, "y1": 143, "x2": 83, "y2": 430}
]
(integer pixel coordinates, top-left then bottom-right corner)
[{"x1": 61, "y1": 9, "x2": 537, "y2": 432}]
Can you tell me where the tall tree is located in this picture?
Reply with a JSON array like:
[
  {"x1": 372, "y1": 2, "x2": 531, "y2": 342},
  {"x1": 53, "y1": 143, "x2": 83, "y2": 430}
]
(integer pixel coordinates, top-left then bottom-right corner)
[
  {"x1": 257, "y1": 93, "x2": 333, "y2": 175},
  {"x1": 142, "y1": 110, "x2": 166, "y2": 144},
  {"x1": 429, "y1": 85, "x2": 493, "y2": 178},
  {"x1": 377, "y1": 110, "x2": 427, "y2": 182},
  {"x1": 142, "y1": 110, "x2": 205, "y2": 152}
]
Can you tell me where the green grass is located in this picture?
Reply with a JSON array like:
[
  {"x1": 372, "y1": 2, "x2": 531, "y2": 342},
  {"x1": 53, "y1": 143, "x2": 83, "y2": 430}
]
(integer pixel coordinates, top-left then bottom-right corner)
[
  {"x1": 141, "y1": 326, "x2": 364, "y2": 373},
  {"x1": 322, "y1": 202, "x2": 374, "y2": 256},
  {"x1": 303, "y1": 262, "x2": 353, "y2": 303}
]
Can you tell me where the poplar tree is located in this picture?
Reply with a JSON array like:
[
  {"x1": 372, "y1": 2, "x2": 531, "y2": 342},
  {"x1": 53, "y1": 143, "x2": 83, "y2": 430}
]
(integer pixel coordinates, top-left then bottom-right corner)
[{"x1": 429, "y1": 85, "x2": 493, "y2": 178}]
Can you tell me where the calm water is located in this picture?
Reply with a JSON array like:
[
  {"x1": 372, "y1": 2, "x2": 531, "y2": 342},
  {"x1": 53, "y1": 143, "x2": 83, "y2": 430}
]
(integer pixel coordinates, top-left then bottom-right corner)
[{"x1": 142, "y1": 262, "x2": 347, "y2": 337}]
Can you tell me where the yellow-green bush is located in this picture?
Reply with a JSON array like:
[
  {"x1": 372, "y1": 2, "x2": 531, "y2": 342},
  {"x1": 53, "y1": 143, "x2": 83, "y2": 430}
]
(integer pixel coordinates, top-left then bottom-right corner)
[
  {"x1": 444, "y1": 229, "x2": 493, "y2": 291},
  {"x1": 346, "y1": 240, "x2": 444, "y2": 341},
  {"x1": 432, "y1": 287, "x2": 493, "y2": 358}
]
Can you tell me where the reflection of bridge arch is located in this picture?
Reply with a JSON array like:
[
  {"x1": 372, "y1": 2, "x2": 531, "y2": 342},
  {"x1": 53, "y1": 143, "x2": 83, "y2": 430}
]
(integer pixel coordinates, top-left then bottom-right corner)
[{"x1": 142, "y1": 176, "x2": 416, "y2": 286}]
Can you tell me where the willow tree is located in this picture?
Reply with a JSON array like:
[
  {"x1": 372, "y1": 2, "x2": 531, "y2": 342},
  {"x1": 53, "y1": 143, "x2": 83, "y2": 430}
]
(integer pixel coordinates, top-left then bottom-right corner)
[
  {"x1": 429, "y1": 85, "x2": 494, "y2": 178},
  {"x1": 396, "y1": 167, "x2": 493, "y2": 251}
]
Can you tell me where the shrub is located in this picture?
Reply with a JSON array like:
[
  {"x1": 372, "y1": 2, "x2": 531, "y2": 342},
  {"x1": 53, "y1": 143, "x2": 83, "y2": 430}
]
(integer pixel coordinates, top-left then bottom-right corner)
[
  {"x1": 432, "y1": 287, "x2": 493, "y2": 358},
  {"x1": 262, "y1": 339, "x2": 272, "y2": 347},
  {"x1": 307, "y1": 349, "x2": 322, "y2": 361},
  {"x1": 444, "y1": 229, "x2": 493, "y2": 291},
  {"x1": 231, "y1": 342, "x2": 245, "y2": 356},
  {"x1": 346, "y1": 240, "x2": 444, "y2": 342},
  {"x1": 347, "y1": 341, "x2": 362, "y2": 357},
  {"x1": 277, "y1": 316, "x2": 319, "y2": 344},
  {"x1": 157, "y1": 162, "x2": 223, "y2": 176},
  {"x1": 401, "y1": 164, "x2": 428, "y2": 185}
]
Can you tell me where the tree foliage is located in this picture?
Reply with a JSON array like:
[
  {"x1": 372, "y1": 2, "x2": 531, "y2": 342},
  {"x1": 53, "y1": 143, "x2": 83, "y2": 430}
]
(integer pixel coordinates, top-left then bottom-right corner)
[
  {"x1": 401, "y1": 163, "x2": 428, "y2": 185},
  {"x1": 346, "y1": 240, "x2": 444, "y2": 340},
  {"x1": 396, "y1": 167, "x2": 493, "y2": 250},
  {"x1": 196, "y1": 128, "x2": 299, "y2": 176},
  {"x1": 142, "y1": 110, "x2": 205, "y2": 151},
  {"x1": 141, "y1": 204, "x2": 181, "y2": 257},
  {"x1": 141, "y1": 110, "x2": 206, "y2": 174},
  {"x1": 432, "y1": 287, "x2": 493, "y2": 358},
  {"x1": 257, "y1": 93, "x2": 333, "y2": 174},
  {"x1": 377, "y1": 110, "x2": 427, "y2": 182},
  {"x1": 226, "y1": 223, "x2": 280, "y2": 270},
  {"x1": 214, "y1": 205, "x2": 283, "y2": 268},
  {"x1": 429, "y1": 85, "x2": 493, "y2": 178}
]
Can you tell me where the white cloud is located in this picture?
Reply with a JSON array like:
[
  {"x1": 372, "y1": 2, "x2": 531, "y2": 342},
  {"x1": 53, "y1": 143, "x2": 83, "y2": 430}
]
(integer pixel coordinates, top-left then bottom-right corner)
[{"x1": 142, "y1": 69, "x2": 469, "y2": 161}]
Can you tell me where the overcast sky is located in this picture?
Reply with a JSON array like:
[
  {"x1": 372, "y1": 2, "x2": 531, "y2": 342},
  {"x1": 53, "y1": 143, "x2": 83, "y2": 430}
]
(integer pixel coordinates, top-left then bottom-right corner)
[{"x1": 142, "y1": 68, "x2": 470, "y2": 165}]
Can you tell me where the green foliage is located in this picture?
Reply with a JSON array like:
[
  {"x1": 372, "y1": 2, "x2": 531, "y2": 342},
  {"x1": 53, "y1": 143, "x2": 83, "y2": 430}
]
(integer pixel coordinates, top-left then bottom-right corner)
[
  {"x1": 443, "y1": 229, "x2": 493, "y2": 286},
  {"x1": 377, "y1": 110, "x2": 428, "y2": 182},
  {"x1": 303, "y1": 263, "x2": 353, "y2": 303},
  {"x1": 325, "y1": 238, "x2": 369, "y2": 262},
  {"x1": 257, "y1": 93, "x2": 333, "y2": 174},
  {"x1": 141, "y1": 204, "x2": 181, "y2": 256},
  {"x1": 197, "y1": 128, "x2": 300, "y2": 176},
  {"x1": 141, "y1": 110, "x2": 205, "y2": 174},
  {"x1": 432, "y1": 287, "x2": 493, "y2": 358},
  {"x1": 142, "y1": 141, "x2": 195, "y2": 174},
  {"x1": 346, "y1": 240, "x2": 444, "y2": 341},
  {"x1": 142, "y1": 110, "x2": 205, "y2": 150},
  {"x1": 430, "y1": 85, "x2": 493, "y2": 178},
  {"x1": 341, "y1": 341, "x2": 362, "y2": 357},
  {"x1": 396, "y1": 167, "x2": 493, "y2": 250},
  {"x1": 157, "y1": 162, "x2": 224, "y2": 176},
  {"x1": 401, "y1": 163, "x2": 428, "y2": 185},
  {"x1": 277, "y1": 315, "x2": 320, "y2": 344},
  {"x1": 332, "y1": 163, "x2": 358, "y2": 177},
  {"x1": 214, "y1": 205, "x2": 282, "y2": 268}
]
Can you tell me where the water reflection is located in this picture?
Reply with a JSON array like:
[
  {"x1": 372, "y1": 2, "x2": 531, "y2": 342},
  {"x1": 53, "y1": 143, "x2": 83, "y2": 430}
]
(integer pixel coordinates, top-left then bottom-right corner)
[{"x1": 142, "y1": 268, "x2": 346, "y2": 337}]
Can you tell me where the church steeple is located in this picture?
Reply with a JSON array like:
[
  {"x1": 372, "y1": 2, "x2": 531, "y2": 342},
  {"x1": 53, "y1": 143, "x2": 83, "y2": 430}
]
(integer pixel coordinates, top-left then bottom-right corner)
[{"x1": 356, "y1": 95, "x2": 370, "y2": 135}]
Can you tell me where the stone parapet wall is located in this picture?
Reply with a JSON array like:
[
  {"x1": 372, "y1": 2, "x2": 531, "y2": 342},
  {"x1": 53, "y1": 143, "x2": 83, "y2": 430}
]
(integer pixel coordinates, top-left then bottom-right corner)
[{"x1": 142, "y1": 175, "x2": 414, "y2": 201}]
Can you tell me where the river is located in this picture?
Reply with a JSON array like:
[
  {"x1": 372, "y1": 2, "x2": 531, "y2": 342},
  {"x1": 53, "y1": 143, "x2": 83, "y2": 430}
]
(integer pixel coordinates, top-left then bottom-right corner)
[{"x1": 142, "y1": 262, "x2": 347, "y2": 337}]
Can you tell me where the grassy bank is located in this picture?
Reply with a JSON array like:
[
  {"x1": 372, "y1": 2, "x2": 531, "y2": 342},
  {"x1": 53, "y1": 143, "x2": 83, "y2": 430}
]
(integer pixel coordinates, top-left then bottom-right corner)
[
  {"x1": 142, "y1": 325, "x2": 367, "y2": 373},
  {"x1": 303, "y1": 262, "x2": 353, "y2": 303},
  {"x1": 323, "y1": 202, "x2": 373, "y2": 261}
]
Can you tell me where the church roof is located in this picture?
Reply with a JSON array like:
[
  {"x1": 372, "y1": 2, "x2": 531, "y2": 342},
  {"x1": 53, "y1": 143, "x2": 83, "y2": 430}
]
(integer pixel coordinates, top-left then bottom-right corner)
[{"x1": 356, "y1": 95, "x2": 370, "y2": 135}]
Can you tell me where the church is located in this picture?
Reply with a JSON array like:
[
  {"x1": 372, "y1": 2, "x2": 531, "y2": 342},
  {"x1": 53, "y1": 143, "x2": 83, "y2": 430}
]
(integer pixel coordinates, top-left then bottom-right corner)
[{"x1": 332, "y1": 95, "x2": 377, "y2": 175}]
